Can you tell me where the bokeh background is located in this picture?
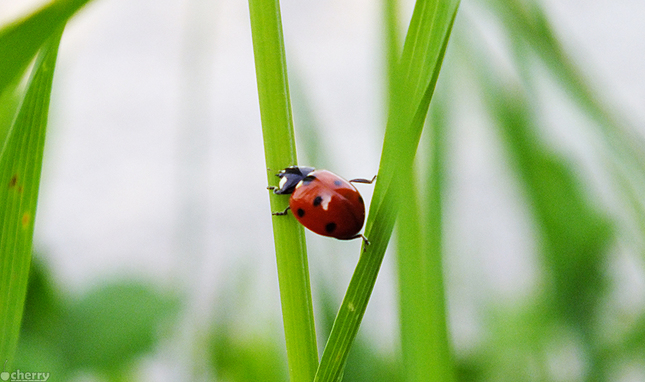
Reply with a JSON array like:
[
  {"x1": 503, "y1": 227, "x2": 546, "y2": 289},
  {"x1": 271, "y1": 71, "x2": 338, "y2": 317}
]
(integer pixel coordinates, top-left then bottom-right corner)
[{"x1": 2, "y1": 0, "x2": 644, "y2": 380}]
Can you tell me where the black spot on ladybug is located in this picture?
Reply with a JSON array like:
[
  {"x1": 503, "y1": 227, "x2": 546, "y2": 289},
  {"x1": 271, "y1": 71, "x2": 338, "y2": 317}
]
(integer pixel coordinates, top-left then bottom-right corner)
[
  {"x1": 297, "y1": 208, "x2": 306, "y2": 217},
  {"x1": 313, "y1": 196, "x2": 323, "y2": 207},
  {"x1": 333, "y1": 180, "x2": 342, "y2": 187},
  {"x1": 358, "y1": 195, "x2": 364, "y2": 205},
  {"x1": 325, "y1": 222, "x2": 337, "y2": 233}
]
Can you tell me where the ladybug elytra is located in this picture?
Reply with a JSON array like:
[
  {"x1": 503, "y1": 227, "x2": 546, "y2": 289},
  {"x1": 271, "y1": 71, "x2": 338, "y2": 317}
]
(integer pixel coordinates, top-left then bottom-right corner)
[{"x1": 268, "y1": 166, "x2": 375, "y2": 245}]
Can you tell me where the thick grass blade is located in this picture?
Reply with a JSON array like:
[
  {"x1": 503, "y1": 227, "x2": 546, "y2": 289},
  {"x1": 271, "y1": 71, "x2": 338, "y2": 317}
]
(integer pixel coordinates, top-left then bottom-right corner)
[
  {"x1": 314, "y1": 1, "x2": 460, "y2": 381},
  {"x1": 0, "y1": 28, "x2": 64, "y2": 367},
  {"x1": 397, "y1": 97, "x2": 453, "y2": 382},
  {"x1": 248, "y1": 0, "x2": 318, "y2": 380}
]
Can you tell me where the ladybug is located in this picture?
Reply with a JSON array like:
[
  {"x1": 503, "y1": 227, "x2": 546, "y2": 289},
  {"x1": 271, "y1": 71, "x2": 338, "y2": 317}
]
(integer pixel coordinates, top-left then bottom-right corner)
[{"x1": 268, "y1": 166, "x2": 375, "y2": 245}]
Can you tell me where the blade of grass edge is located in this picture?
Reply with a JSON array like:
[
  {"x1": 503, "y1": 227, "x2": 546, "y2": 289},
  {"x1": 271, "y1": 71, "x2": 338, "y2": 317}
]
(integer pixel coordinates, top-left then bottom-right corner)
[
  {"x1": 314, "y1": 1, "x2": 460, "y2": 381},
  {"x1": 248, "y1": 0, "x2": 319, "y2": 380},
  {"x1": 0, "y1": 27, "x2": 64, "y2": 368}
]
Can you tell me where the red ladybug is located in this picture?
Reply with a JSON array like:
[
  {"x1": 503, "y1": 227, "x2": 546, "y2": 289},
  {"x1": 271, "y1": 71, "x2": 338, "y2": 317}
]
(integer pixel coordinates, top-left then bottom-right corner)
[{"x1": 268, "y1": 166, "x2": 375, "y2": 245}]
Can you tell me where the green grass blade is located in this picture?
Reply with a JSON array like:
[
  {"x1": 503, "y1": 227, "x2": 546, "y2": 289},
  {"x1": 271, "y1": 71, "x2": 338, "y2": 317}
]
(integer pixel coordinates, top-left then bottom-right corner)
[
  {"x1": 248, "y1": 0, "x2": 318, "y2": 380},
  {"x1": 383, "y1": 0, "x2": 402, "y2": 106},
  {"x1": 0, "y1": 28, "x2": 64, "y2": 367},
  {"x1": 397, "y1": 97, "x2": 453, "y2": 382},
  {"x1": 0, "y1": 79, "x2": 22, "y2": 146},
  {"x1": 480, "y1": 70, "x2": 613, "y2": 381},
  {"x1": 314, "y1": 1, "x2": 460, "y2": 381},
  {"x1": 0, "y1": 0, "x2": 92, "y2": 93}
]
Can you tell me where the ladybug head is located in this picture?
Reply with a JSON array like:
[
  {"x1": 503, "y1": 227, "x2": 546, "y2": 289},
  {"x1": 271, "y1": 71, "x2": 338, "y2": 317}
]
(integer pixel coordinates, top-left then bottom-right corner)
[{"x1": 273, "y1": 166, "x2": 315, "y2": 194}]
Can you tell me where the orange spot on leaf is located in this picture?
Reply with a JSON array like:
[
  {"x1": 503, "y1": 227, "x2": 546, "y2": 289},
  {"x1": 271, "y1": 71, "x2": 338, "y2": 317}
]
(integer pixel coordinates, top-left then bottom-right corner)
[{"x1": 21, "y1": 212, "x2": 31, "y2": 228}]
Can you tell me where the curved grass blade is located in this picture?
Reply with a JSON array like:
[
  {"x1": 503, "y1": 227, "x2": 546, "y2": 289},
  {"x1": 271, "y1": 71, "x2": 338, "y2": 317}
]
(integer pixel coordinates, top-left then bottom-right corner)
[
  {"x1": 248, "y1": 0, "x2": 318, "y2": 380},
  {"x1": 462, "y1": 28, "x2": 615, "y2": 374},
  {"x1": 487, "y1": 83, "x2": 613, "y2": 380},
  {"x1": 0, "y1": 0, "x2": 92, "y2": 93},
  {"x1": 314, "y1": 1, "x2": 460, "y2": 380},
  {"x1": 0, "y1": 28, "x2": 64, "y2": 367},
  {"x1": 486, "y1": 0, "x2": 645, "y2": 254}
]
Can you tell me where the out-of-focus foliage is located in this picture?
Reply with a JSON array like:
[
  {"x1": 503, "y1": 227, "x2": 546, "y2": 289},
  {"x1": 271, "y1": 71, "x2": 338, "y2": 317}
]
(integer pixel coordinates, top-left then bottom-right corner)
[{"x1": 15, "y1": 258, "x2": 179, "y2": 379}]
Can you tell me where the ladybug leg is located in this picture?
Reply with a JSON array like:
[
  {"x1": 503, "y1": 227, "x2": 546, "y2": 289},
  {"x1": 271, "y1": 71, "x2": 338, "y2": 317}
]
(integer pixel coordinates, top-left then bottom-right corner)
[
  {"x1": 272, "y1": 206, "x2": 291, "y2": 216},
  {"x1": 349, "y1": 175, "x2": 377, "y2": 184},
  {"x1": 346, "y1": 234, "x2": 370, "y2": 246}
]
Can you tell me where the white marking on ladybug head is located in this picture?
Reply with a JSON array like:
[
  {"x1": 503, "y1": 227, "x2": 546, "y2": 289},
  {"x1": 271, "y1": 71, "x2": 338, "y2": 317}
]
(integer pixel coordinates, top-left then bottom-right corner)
[{"x1": 278, "y1": 175, "x2": 288, "y2": 191}]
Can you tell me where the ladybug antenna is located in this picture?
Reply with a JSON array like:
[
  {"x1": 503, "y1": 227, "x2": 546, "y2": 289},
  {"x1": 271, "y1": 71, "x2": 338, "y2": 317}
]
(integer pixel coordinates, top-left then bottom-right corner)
[{"x1": 349, "y1": 175, "x2": 376, "y2": 184}]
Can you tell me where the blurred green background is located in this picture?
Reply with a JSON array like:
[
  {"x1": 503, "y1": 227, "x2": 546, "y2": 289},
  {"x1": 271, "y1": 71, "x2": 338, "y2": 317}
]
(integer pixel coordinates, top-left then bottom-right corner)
[{"x1": 1, "y1": 0, "x2": 644, "y2": 380}]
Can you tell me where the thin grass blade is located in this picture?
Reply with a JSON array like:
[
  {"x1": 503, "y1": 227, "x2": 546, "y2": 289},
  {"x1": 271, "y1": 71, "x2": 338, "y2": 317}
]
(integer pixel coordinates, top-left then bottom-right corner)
[
  {"x1": 314, "y1": 1, "x2": 460, "y2": 380},
  {"x1": 248, "y1": 0, "x2": 319, "y2": 380}
]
